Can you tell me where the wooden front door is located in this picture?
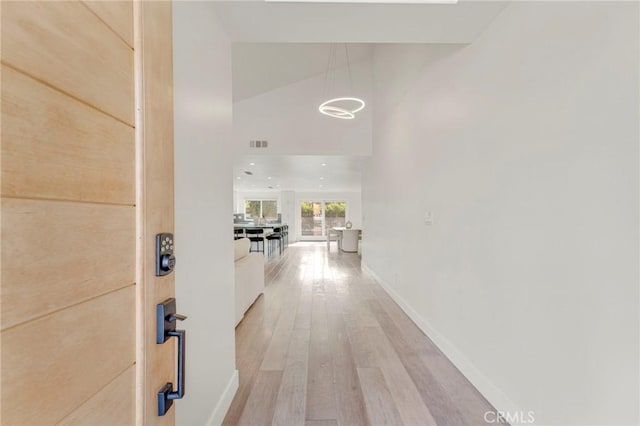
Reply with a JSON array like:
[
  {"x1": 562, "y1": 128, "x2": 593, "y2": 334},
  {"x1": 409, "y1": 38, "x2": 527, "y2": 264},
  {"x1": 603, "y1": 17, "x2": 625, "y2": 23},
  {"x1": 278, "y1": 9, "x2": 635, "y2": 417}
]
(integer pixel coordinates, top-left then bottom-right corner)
[{"x1": 1, "y1": 1, "x2": 177, "y2": 424}]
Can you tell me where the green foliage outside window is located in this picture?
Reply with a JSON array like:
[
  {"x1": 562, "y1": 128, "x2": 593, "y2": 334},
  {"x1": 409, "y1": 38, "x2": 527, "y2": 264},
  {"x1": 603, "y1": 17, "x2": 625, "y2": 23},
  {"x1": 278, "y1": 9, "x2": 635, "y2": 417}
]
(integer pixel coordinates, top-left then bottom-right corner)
[
  {"x1": 325, "y1": 202, "x2": 346, "y2": 218},
  {"x1": 301, "y1": 201, "x2": 314, "y2": 217},
  {"x1": 245, "y1": 200, "x2": 261, "y2": 219},
  {"x1": 262, "y1": 201, "x2": 277, "y2": 219},
  {"x1": 245, "y1": 199, "x2": 278, "y2": 220}
]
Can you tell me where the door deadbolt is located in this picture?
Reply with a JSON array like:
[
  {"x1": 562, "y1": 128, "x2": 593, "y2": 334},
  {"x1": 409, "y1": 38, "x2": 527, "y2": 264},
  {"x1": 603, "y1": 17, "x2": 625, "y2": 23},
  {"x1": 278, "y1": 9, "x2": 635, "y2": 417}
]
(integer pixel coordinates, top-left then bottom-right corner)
[
  {"x1": 161, "y1": 253, "x2": 176, "y2": 271},
  {"x1": 156, "y1": 233, "x2": 176, "y2": 276}
]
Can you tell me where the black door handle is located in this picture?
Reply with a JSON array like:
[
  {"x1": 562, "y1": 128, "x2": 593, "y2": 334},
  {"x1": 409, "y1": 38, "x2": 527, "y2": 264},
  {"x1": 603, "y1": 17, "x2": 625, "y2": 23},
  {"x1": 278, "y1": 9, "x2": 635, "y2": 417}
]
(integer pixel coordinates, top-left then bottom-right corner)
[
  {"x1": 167, "y1": 329, "x2": 185, "y2": 400},
  {"x1": 156, "y1": 299, "x2": 187, "y2": 416}
]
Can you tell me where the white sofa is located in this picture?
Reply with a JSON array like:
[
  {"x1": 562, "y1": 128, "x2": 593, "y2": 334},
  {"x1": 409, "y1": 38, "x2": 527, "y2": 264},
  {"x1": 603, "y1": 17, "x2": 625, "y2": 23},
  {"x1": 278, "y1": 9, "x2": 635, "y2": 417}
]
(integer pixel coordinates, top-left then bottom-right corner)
[{"x1": 234, "y1": 238, "x2": 264, "y2": 326}]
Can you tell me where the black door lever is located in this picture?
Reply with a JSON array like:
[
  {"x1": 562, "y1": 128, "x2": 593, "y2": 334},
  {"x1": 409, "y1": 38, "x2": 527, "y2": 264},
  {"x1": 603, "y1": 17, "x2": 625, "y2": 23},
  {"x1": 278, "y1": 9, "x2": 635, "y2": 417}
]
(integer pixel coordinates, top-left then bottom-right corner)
[{"x1": 168, "y1": 313, "x2": 187, "y2": 322}]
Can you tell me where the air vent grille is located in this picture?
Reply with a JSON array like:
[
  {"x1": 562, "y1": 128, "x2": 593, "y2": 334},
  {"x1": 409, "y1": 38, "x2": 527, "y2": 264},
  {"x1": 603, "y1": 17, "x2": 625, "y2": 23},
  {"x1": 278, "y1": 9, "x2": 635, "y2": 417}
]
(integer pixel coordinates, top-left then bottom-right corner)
[{"x1": 250, "y1": 140, "x2": 269, "y2": 148}]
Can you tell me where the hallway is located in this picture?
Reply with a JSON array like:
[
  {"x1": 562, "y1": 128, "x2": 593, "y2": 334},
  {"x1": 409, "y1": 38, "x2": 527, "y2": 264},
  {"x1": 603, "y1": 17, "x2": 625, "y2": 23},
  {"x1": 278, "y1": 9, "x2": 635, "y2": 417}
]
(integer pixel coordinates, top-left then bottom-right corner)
[{"x1": 224, "y1": 243, "x2": 495, "y2": 425}]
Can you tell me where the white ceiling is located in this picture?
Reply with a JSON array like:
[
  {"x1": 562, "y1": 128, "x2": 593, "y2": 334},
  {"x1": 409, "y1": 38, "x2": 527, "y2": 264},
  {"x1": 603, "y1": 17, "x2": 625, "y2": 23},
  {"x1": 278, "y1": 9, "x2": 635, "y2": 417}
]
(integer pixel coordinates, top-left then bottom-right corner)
[
  {"x1": 233, "y1": 43, "x2": 373, "y2": 101},
  {"x1": 226, "y1": 1, "x2": 508, "y2": 193},
  {"x1": 212, "y1": 1, "x2": 508, "y2": 43},
  {"x1": 233, "y1": 155, "x2": 364, "y2": 192}
]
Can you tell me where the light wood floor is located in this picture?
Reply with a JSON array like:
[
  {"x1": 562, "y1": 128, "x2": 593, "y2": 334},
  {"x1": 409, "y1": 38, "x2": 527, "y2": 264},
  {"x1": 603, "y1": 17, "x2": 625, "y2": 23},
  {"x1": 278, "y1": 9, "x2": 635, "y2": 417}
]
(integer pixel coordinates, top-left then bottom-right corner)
[{"x1": 223, "y1": 243, "x2": 495, "y2": 426}]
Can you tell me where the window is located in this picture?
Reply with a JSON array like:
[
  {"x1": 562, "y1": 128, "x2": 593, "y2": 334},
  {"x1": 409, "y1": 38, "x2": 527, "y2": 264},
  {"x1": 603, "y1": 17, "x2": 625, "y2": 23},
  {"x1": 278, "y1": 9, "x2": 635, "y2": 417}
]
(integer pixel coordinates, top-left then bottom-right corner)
[
  {"x1": 300, "y1": 200, "x2": 347, "y2": 239},
  {"x1": 300, "y1": 201, "x2": 323, "y2": 237},
  {"x1": 245, "y1": 199, "x2": 278, "y2": 221},
  {"x1": 324, "y1": 201, "x2": 346, "y2": 233}
]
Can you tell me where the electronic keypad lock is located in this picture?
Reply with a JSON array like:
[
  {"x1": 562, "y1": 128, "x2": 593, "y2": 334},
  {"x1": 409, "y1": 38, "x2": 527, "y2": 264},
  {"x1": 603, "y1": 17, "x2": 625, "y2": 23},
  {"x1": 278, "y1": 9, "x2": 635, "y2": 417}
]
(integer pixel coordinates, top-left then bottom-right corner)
[{"x1": 156, "y1": 233, "x2": 176, "y2": 276}]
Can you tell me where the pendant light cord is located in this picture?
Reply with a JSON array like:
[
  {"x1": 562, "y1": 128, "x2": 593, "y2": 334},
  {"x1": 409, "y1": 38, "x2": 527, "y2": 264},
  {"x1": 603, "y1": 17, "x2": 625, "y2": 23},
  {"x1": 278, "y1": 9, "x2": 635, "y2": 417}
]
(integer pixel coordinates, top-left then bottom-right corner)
[
  {"x1": 323, "y1": 44, "x2": 356, "y2": 98},
  {"x1": 344, "y1": 43, "x2": 353, "y2": 93},
  {"x1": 323, "y1": 44, "x2": 338, "y2": 99}
]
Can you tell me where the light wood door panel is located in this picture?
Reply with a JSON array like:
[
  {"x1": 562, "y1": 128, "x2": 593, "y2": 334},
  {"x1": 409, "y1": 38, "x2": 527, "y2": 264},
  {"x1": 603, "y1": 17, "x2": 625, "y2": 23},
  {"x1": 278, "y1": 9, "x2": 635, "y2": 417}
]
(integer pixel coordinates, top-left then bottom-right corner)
[
  {"x1": 58, "y1": 366, "x2": 135, "y2": 426},
  {"x1": 1, "y1": 286, "x2": 135, "y2": 425},
  {"x1": 1, "y1": 65, "x2": 135, "y2": 204},
  {"x1": 1, "y1": 1, "x2": 134, "y2": 124},
  {"x1": 82, "y1": 0, "x2": 134, "y2": 48},
  {"x1": 1, "y1": 198, "x2": 135, "y2": 330},
  {"x1": 136, "y1": 1, "x2": 177, "y2": 423},
  {"x1": 1, "y1": 1, "x2": 176, "y2": 425}
]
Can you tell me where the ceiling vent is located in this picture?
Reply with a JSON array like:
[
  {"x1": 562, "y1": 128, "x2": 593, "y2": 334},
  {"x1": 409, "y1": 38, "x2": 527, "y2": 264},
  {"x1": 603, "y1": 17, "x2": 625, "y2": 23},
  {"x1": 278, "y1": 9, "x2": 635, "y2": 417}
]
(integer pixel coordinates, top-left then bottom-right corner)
[
  {"x1": 244, "y1": 170, "x2": 253, "y2": 175},
  {"x1": 250, "y1": 140, "x2": 269, "y2": 148}
]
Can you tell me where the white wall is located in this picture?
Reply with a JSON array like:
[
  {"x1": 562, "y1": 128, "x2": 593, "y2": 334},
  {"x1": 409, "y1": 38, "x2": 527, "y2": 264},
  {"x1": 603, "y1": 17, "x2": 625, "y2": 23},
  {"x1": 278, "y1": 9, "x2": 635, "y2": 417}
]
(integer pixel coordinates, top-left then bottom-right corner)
[
  {"x1": 173, "y1": 3, "x2": 238, "y2": 425},
  {"x1": 233, "y1": 61, "x2": 372, "y2": 156},
  {"x1": 232, "y1": 190, "x2": 238, "y2": 214},
  {"x1": 363, "y1": 2, "x2": 639, "y2": 425},
  {"x1": 280, "y1": 190, "x2": 296, "y2": 238}
]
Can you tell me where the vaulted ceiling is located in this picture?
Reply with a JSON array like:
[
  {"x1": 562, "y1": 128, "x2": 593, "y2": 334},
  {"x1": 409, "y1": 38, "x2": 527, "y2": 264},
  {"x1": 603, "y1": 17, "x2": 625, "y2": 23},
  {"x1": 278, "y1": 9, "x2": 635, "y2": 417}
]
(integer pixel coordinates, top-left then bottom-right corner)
[
  {"x1": 224, "y1": 0, "x2": 509, "y2": 193},
  {"x1": 232, "y1": 43, "x2": 373, "y2": 101},
  {"x1": 227, "y1": 1, "x2": 508, "y2": 101}
]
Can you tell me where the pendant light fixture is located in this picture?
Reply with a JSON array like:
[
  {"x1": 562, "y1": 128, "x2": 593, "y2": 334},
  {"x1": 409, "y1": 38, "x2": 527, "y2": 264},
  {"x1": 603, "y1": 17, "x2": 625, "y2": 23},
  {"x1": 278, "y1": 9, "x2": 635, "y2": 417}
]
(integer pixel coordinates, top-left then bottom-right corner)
[{"x1": 319, "y1": 44, "x2": 365, "y2": 120}]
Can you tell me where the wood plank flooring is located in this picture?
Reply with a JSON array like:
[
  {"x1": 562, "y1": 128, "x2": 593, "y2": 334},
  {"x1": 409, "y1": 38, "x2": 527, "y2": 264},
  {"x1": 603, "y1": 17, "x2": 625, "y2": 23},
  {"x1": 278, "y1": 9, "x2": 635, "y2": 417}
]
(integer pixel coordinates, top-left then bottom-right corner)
[{"x1": 223, "y1": 243, "x2": 495, "y2": 426}]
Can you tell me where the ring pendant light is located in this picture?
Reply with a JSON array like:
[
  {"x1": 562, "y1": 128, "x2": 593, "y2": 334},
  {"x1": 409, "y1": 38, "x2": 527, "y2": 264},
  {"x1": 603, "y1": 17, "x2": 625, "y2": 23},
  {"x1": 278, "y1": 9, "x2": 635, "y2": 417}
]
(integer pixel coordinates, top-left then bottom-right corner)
[{"x1": 319, "y1": 44, "x2": 366, "y2": 119}]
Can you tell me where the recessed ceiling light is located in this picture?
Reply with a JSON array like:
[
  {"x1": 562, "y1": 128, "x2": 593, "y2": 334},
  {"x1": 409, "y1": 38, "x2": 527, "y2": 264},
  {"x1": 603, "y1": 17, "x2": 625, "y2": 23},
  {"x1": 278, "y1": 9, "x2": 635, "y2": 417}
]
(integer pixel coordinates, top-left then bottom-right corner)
[
  {"x1": 249, "y1": 162, "x2": 255, "y2": 166},
  {"x1": 236, "y1": 177, "x2": 241, "y2": 180},
  {"x1": 320, "y1": 177, "x2": 324, "y2": 180},
  {"x1": 321, "y1": 163, "x2": 327, "y2": 166},
  {"x1": 267, "y1": 176, "x2": 272, "y2": 180}
]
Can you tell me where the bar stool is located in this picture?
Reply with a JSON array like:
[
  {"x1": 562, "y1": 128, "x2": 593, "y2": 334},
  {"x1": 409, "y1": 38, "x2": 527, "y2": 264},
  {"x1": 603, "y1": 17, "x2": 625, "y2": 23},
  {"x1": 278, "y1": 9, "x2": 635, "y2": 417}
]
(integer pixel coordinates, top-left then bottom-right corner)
[
  {"x1": 266, "y1": 226, "x2": 283, "y2": 256},
  {"x1": 282, "y1": 225, "x2": 288, "y2": 249},
  {"x1": 234, "y1": 228, "x2": 244, "y2": 240},
  {"x1": 245, "y1": 228, "x2": 265, "y2": 253}
]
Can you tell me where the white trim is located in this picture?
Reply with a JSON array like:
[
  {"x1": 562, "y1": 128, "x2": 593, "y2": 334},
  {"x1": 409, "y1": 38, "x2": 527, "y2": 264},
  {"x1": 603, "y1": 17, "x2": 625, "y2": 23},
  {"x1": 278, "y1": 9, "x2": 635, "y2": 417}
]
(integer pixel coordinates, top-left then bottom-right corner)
[
  {"x1": 206, "y1": 369, "x2": 239, "y2": 426},
  {"x1": 361, "y1": 262, "x2": 523, "y2": 424}
]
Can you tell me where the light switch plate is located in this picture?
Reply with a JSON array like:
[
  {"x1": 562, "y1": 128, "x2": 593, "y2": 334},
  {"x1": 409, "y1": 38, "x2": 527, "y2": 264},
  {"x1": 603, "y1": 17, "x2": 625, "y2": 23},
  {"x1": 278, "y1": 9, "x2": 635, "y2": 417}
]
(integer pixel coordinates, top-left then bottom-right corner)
[{"x1": 424, "y1": 211, "x2": 434, "y2": 225}]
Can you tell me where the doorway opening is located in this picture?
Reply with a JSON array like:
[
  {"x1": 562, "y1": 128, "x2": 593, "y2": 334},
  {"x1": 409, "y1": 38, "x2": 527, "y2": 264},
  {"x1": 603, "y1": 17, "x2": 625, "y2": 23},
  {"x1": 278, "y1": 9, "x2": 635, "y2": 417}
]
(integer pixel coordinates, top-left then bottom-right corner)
[{"x1": 299, "y1": 200, "x2": 346, "y2": 240}]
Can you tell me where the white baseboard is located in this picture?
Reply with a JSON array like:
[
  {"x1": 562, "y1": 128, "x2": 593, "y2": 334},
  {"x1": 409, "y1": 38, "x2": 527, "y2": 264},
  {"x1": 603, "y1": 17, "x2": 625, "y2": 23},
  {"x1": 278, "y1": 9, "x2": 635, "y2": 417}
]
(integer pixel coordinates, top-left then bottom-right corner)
[
  {"x1": 206, "y1": 369, "x2": 239, "y2": 426},
  {"x1": 361, "y1": 262, "x2": 522, "y2": 422}
]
